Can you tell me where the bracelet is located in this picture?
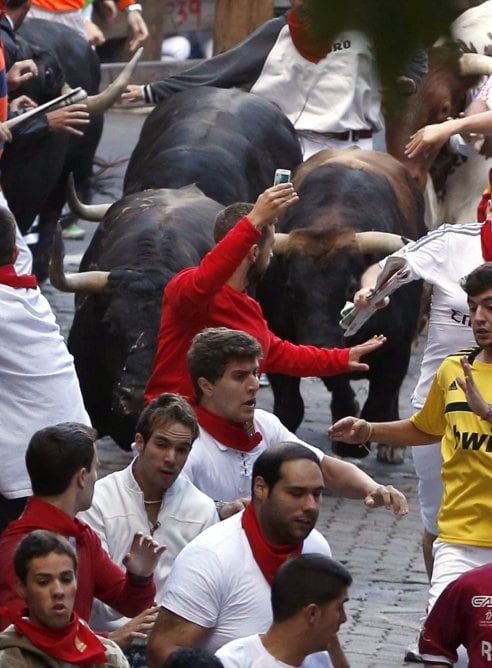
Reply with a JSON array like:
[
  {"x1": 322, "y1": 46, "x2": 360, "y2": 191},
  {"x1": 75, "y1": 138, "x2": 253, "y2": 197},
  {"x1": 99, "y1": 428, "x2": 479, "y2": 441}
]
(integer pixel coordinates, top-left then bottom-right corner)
[
  {"x1": 482, "y1": 404, "x2": 492, "y2": 422},
  {"x1": 125, "y1": 3, "x2": 142, "y2": 13},
  {"x1": 365, "y1": 421, "x2": 374, "y2": 442}
]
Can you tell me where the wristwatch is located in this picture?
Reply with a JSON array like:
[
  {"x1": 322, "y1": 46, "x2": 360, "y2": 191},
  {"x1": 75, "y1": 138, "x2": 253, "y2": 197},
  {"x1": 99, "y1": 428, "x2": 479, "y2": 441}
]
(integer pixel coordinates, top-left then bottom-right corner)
[{"x1": 125, "y1": 3, "x2": 143, "y2": 13}]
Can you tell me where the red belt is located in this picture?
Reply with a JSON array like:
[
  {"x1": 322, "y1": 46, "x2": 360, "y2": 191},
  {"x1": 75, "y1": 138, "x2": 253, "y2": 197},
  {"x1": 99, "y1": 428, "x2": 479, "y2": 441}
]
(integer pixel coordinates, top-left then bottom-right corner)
[{"x1": 322, "y1": 130, "x2": 373, "y2": 141}]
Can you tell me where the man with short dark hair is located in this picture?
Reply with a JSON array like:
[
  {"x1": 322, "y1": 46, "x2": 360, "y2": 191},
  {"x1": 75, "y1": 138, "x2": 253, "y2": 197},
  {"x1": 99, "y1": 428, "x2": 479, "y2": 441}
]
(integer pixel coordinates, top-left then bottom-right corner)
[
  {"x1": 144, "y1": 183, "x2": 385, "y2": 405},
  {"x1": 79, "y1": 394, "x2": 217, "y2": 665},
  {"x1": 182, "y1": 327, "x2": 407, "y2": 519},
  {"x1": 0, "y1": 529, "x2": 130, "y2": 667},
  {"x1": 147, "y1": 443, "x2": 344, "y2": 668},
  {"x1": 0, "y1": 422, "x2": 165, "y2": 648},
  {"x1": 217, "y1": 553, "x2": 352, "y2": 668}
]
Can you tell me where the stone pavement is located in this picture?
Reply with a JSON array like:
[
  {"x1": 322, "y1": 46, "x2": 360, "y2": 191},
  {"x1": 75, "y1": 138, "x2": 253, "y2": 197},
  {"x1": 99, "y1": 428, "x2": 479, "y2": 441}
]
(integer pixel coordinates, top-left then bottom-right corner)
[{"x1": 41, "y1": 109, "x2": 430, "y2": 667}]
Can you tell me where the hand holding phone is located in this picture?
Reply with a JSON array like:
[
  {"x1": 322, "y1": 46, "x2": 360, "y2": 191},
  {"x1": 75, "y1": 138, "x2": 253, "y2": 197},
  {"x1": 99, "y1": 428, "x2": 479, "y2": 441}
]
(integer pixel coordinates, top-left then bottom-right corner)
[{"x1": 273, "y1": 169, "x2": 291, "y2": 185}]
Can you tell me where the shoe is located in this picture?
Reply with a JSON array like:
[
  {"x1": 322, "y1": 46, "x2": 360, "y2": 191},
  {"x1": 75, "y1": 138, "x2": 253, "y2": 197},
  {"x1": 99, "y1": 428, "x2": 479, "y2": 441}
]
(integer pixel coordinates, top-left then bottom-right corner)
[
  {"x1": 61, "y1": 222, "x2": 85, "y2": 240},
  {"x1": 404, "y1": 640, "x2": 422, "y2": 663}
]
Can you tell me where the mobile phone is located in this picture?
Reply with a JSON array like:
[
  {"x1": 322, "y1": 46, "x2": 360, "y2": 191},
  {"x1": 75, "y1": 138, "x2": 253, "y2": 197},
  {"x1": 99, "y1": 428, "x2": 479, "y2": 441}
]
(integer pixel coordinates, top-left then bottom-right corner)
[{"x1": 273, "y1": 169, "x2": 291, "y2": 185}]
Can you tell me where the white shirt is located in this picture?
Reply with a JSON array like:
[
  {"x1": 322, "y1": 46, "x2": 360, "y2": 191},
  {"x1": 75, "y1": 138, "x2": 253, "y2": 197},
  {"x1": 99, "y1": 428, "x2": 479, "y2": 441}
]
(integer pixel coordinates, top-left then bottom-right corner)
[
  {"x1": 386, "y1": 222, "x2": 481, "y2": 408},
  {"x1": 217, "y1": 634, "x2": 297, "y2": 668},
  {"x1": 79, "y1": 461, "x2": 218, "y2": 632},
  {"x1": 181, "y1": 409, "x2": 325, "y2": 501},
  {"x1": 0, "y1": 283, "x2": 89, "y2": 498},
  {"x1": 250, "y1": 26, "x2": 383, "y2": 134},
  {"x1": 161, "y1": 511, "x2": 331, "y2": 655}
]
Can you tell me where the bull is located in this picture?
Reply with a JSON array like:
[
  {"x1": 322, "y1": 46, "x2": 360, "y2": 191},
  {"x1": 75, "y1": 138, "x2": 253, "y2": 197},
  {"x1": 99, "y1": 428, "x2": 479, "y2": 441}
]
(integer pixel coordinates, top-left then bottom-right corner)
[
  {"x1": 256, "y1": 148, "x2": 427, "y2": 463},
  {"x1": 52, "y1": 185, "x2": 223, "y2": 449},
  {"x1": 1, "y1": 18, "x2": 140, "y2": 280},
  {"x1": 123, "y1": 86, "x2": 303, "y2": 204}
]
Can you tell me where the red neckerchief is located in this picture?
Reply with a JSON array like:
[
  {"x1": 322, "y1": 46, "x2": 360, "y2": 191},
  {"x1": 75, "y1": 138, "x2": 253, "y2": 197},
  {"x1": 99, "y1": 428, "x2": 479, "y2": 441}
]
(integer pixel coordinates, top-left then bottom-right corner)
[
  {"x1": 481, "y1": 220, "x2": 492, "y2": 261},
  {"x1": 0, "y1": 609, "x2": 107, "y2": 665},
  {"x1": 241, "y1": 502, "x2": 303, "y2": 584},
  {"x1": 287, "y1": 9, "x2": 331, "y2": 63},
  {"x1": 193, "y1": 403, "x2": 263, "y2": 453},
  {"x1": 2, "y1": 497, "x2": 86, "y2": 541},
  {"x1": 0, "y1": 264, "x2": 38, "y2": 289}
]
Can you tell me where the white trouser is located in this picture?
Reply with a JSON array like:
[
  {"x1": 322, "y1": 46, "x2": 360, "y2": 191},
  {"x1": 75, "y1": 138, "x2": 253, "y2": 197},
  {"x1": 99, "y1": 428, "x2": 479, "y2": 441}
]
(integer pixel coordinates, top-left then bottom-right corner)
[{"x1": 429, "y1": 540, "x2": 492, "y2": 611}]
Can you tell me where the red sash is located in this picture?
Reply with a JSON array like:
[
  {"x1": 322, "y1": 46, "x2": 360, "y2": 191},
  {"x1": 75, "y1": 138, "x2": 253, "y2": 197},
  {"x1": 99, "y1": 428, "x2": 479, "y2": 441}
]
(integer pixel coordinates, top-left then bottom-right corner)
[
  {"x1": 0, "y1": 609, "x2": 107, "y2": 665},
  {"x1": 241, "y1": 502, "x2": 302, "y2": 584},
  {"x1": 481, "y1": 220, "x2": 492, "y2": 261},
  {"x1": 287, "y1": 9, "x2": 331, "y2": 63},
  {"x1": 0, "y1": 264, "x2": 37, "y2": 288},
  {"x1": 193, "y1": 403, "x2": 263, "y2": 453}
]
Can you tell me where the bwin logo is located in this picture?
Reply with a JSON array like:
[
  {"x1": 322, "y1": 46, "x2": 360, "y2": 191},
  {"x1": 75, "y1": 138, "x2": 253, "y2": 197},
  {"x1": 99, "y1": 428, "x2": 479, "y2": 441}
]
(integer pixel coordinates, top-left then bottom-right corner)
[{"x1": 472, "y1": 596, "x2": 492, "y2": 607}]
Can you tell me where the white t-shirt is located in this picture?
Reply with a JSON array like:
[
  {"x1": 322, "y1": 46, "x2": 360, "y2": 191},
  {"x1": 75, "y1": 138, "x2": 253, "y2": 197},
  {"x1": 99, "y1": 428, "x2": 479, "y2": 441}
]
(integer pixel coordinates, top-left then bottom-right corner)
[
  {"x1": 181, "y1": 409, "x2": 324, "y2": 501},
  {"x1": 386, "y1": 222, "x2": 481, "y2": 408},
  {"x1": 0, "y1": 283, "x2": 90, "y2": 498},
  {"x1": 79, "y1": 461, "x2": 218, "y2": 632},
  {"x1": 217, "y1": 634, "x2": 297, "y2": 668},
  {"x1": 161, "y1": 511, "x2": 331, "y2": 655},
  {"x1": 251, "y1": 25, "x2": 383, "y2": 135}
]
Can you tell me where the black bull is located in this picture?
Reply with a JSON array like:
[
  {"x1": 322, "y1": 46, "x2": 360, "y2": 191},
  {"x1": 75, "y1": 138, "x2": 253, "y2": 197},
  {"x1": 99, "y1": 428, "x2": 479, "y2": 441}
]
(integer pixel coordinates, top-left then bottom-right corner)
[
  {"x1": 66, "y1": 186, "x2": 222, "y2": 448},
  {"x1": 2, "y1": 19, "x2": 103, "y2": 281},
  {"x1": 257, "y1": 149, "x2": 426, "y2": 461},
  {"x1": 123, "y1": 86, "x2": 303, "y2": 204}
]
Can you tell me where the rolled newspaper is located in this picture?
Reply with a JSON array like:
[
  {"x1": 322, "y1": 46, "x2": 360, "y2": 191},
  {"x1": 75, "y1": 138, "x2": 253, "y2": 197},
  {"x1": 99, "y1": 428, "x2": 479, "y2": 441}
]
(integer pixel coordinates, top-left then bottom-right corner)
[{"x1": 5, "y1": 87, "x2": 88, "y2": 129}]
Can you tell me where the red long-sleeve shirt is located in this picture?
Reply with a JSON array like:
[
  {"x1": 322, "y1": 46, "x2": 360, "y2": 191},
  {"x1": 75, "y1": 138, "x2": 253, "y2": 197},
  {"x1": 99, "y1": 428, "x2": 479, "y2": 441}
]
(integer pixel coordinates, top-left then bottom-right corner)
[
  {"x1": 145, "y1": 216, "x2": 350, "y2": 403},
  {"x1": 0, "y1": 497, "x2": 156, "y2": 630}
]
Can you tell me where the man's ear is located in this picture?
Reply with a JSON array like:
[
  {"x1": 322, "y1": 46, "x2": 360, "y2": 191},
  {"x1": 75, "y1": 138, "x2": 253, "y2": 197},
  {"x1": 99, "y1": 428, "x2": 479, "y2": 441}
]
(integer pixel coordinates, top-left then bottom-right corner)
[
  {"x1": 305, "y1": 603, "x2": 321, "y2": 625},
  {"x1": 11, "y1": 247, "x2": 19, "y2": 264},
  {"x1": 135, "y1": 433, "x2": 145, "y2": 455},
  {"x1": 197, "y1": 376, "x2": 214, "y2": 398},
  {"x1": 75, "y1": 467, "x2": 87, "y2": 489},
  {"x1": 253, "y1": 475, "x2": 268, "y2": 501},
  {"x1": 15, "y1": 577, "x2": 27, "y2": 601},
  {"x1": 249, "y1": 244, "x2": 259, "y2": 263}
]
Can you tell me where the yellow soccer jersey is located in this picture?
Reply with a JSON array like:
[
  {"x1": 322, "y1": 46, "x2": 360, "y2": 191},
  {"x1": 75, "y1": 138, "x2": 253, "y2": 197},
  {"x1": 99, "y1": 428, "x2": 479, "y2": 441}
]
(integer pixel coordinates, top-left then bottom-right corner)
[{"x1": 411, "y1": 348, "x2": 492, "y2": 547}]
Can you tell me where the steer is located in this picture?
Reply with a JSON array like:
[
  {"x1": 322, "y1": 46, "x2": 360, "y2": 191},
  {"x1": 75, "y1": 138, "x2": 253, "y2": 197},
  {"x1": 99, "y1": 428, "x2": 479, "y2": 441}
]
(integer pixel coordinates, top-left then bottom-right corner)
[
  {"x1": 123, "y1": 86, "x2": 303, "y2": 204},
  {"x1": 51, "y1": 185, "x2": 223, "y2": 449},
  {"x1": 256, "y1": 148, "x2": 427, "y2": 463}
]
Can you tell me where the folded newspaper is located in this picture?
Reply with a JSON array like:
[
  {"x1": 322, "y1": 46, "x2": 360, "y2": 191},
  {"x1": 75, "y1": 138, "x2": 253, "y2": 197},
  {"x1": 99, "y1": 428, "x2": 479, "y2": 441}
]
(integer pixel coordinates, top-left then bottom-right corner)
[{"x1": 339, "y1": 256, "x2": 410, "y2": 337}]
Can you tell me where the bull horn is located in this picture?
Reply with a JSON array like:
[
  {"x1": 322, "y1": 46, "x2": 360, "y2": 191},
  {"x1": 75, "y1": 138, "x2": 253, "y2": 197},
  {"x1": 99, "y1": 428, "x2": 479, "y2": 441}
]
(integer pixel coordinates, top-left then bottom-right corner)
[
  {"x1": 272, "y1": 233, "x2": 291, "y2": 254},
  {"x1": 459, "y1": 53, "x2": 492, "y2": 76},
  {"x1": 50, "y1": 225, "x2": 110, "y2": 293},
  {"x1": 67, "y1": 173, "x2": 112, "y2": 222},
  {"x1": 85, "y1": 47, "x2": 143, "y2": 114},
  {"x1": 354, "y1": 231, "x2": 408, "y2": 254}
]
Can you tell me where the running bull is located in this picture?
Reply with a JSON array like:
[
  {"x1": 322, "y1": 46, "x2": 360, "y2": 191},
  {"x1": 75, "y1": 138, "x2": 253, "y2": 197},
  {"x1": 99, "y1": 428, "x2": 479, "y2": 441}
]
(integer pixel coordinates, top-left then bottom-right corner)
[
  {"x1": 123, "y1": 86, "x2": 303, "y2": 204},
  {"x1": 256, "y1": 148, "x2": 427, "y2": 463},
  {"x1": 51, "y1": 185, "x2": 223, "y2": 449}
]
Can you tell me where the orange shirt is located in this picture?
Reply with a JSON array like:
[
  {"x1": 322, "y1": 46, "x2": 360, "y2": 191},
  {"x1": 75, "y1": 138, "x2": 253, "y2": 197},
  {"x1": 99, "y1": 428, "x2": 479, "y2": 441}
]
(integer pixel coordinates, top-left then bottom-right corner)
[{"x1": 31, "y1": 0, "x2": 134, "y2": 12}]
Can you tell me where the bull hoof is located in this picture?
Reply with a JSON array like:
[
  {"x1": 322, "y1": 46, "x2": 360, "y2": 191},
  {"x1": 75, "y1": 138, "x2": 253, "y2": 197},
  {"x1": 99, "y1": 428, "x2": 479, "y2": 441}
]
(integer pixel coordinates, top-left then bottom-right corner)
[
  {"x1": 376, "y1": 444, "x2": 406, "y2": 465},
  {"x1": 332, "y1": 441, "x2": 370, "y2": 459}
]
